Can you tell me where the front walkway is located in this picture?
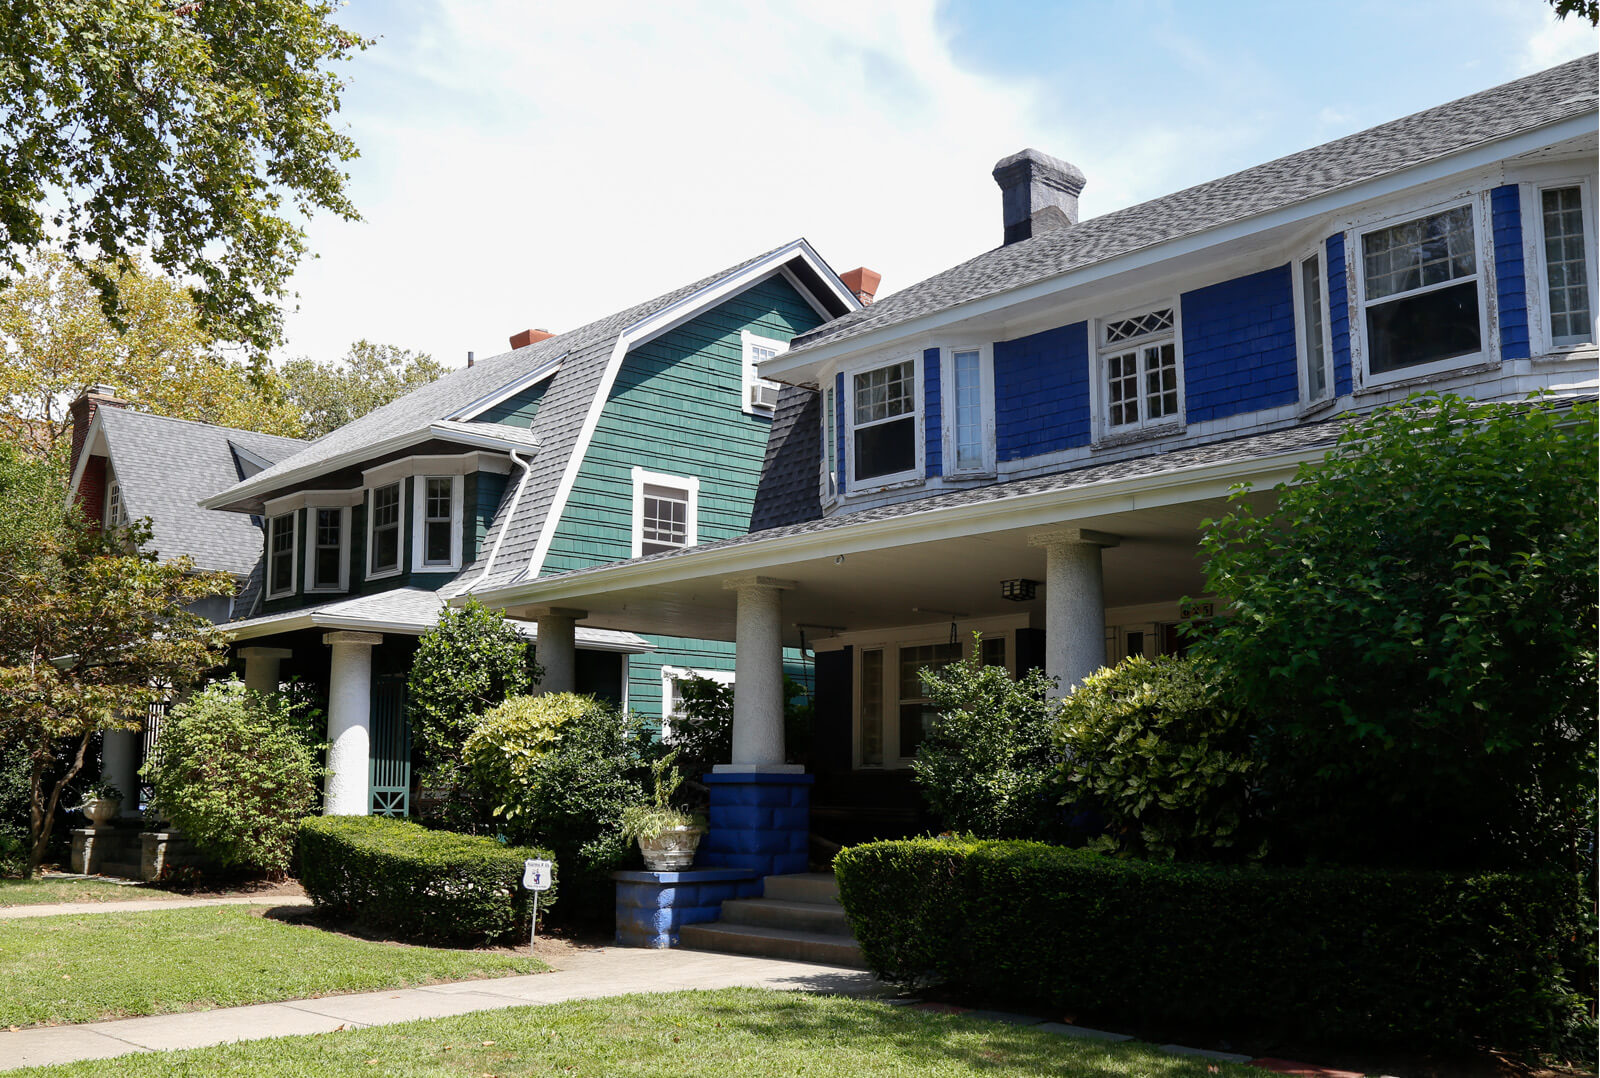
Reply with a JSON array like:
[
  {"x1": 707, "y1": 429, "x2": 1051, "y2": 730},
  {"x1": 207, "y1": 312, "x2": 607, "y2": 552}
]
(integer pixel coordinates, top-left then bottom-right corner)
[{"x1": 0, "y1": 946, "x2": 880, "y2": 1071}]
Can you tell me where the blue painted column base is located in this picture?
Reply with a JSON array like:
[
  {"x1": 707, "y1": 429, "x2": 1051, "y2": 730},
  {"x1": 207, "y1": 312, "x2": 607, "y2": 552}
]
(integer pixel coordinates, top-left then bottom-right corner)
[
  {"x1": 697, "y1": 772, "x2": 813, "y2": 878},
  {"x1": 612, "y1": 868, "x2": 762, "y2": 948}
]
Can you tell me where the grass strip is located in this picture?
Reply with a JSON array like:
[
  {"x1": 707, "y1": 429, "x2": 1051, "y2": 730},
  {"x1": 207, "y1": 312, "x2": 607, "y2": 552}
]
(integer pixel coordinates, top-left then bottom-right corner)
[
  {"x1": 0, "y1": 904, "x2": 543, "y2": 1027},
  {"x1": 11, "y1": 988, "x2": 1257, "y2": 1076},
  {"x1": 0, "y1": 878, "x2": 170, "y2": 908}
]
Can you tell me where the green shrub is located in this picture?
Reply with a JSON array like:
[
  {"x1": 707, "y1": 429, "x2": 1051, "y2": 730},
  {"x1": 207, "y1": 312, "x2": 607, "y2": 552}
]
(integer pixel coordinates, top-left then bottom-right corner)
[
  {"x1": 408, "y1": 598, "x2": 539, "y2": 771},
  {"x1": 835, "y1": 838, "x2": 1591, "y2": 1055},
  {"x1": 143, "y1": 681, "x2": 320, "y2": 874},
  {"x1": 297, "y1": 815, "x2": 553, "y2": 943},
  {"x1": 1055, "y1": 655, "x2": 1261, "y2": 860},
  {"x1": 465, "y1": 693, "x2": 648, "y2": 922},
  {"x1": 1195, "y1": 393, "x2": 1598, "y2": 870},
  {"x1": 912, "y1": 642, "x2": 1061, "y2": 839}
]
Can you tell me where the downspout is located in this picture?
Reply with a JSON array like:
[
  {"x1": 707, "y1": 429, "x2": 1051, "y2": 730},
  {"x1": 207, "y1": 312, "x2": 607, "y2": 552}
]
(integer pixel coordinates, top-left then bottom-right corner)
[{"x1": 465, "y1": 448, "x2": 533, "y2": 594}]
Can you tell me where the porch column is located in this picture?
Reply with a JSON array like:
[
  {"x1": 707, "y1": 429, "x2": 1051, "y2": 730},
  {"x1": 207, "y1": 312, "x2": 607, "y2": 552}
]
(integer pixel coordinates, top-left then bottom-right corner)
[
  {"x1": 323, "y1": 631, "x2": 382, "y2": 815},
  {"x1": 1030, "y1": 527, "x2": 1120, "y2": 698},
  {"x1": 239, "y1": 647, "x2": 292, "y2": 694},
  {"x1": 716, "y1": 576, "x2": 799, "y2": 773},
  {"x1": 101, "y1": 729, "x2": 140, "y2": 819},
  {"x1": 532, "y1": 608, "x2": 584, "y2": 694}
]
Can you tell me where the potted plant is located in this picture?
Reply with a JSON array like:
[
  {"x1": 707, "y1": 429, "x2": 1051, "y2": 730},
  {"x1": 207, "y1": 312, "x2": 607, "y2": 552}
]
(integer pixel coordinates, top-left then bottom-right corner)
[
  {"x1": 78, "y1": 780, "x2": 123, "y2": 827},
  {"x1": 621, "y1": 751, "x2": 706, "y2": 871}
]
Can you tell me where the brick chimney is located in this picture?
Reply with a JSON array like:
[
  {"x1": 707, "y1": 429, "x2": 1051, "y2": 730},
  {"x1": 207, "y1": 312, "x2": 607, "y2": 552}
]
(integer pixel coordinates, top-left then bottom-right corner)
[
  {"x1": 509, "y1": 328, "x2": 555, "y2": 350},
  {"x1": 68, "y1": 384, "x2": 126, "y2": 525},
  {"x1": 840, "y1": 267, "x2": 882, "y2": 306},
  {"x1": 992, "y1": 149, "x2": 1086, "y2": 245}
]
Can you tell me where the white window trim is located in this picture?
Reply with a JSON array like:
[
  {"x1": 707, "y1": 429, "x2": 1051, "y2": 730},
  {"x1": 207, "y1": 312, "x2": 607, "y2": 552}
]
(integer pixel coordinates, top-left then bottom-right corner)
[
  {"x1": 630, "y1": 466, "x2": 700, "y2": 558},
  {"x1": 411, "y1": 474, "x2": 464, "y2": 573},
  {"x1": 819, "y1": 380, "x2": 839, "y2": 505},
  {"x1": 265, "y1": 511, "x2": 299, "y2": 600},
  {"x1": 104, "y1": 476, "x2": 127, "y2": 528},
  {"x1": 659, "y1": 665, "x2": 735, "y2": 742},
  {"x1": 843, "y1": 351, "x2": 924, "y2": 492},
  {"x1": 850, "y1": 629, "x2": 1013, "y2": 770},
  {"x1": 1089, "y1": 301, "x2": 1186, "y2": 442},
  {"x1": 303, "y1": 505, "x2": 351, "y2": 594},
  {"x1": 365, "y1": 481, "x2": 406, "y2": 580},
  {"x1": 939, "y1": 342, "x2": 996, "y2": 477},
  {"x1": 1292, "y1": 247, "x2": 1336, "y2": 407},
  {"x1": 1348, "y1": 194, "x2": 1497, "y2": 390},
  {"x1": 1521, "y1": 176, "x2": 1598, "y2": 358},
  {"x1": 740, "y1": 330, "x2": 787, "y2": 416},
  {"x1": 263, "y1": 488, "x2": 364, "y2": 516}
]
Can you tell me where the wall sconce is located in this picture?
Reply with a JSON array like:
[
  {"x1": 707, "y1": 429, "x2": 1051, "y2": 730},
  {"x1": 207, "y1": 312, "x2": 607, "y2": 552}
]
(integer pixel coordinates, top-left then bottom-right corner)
[{"x1": 1000, "y1": 578, "x2": 1038, "y2": 602}]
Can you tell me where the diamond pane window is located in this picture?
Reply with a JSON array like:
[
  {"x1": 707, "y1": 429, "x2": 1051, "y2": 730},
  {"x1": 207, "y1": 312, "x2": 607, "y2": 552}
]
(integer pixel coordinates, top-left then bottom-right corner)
[
  {"x1": 1100, "y1": 305, "x2": 1180, "y2": 433},
  {"x1": 1542, "y1": 186, "x2": 1593, "y2": 345},
  {"x1": 1104, "y1": 308, "x2": 1173, "y2": 343},
  {"x1": 1361, "y1": 205, "x2": 1481, "y2": 374}
]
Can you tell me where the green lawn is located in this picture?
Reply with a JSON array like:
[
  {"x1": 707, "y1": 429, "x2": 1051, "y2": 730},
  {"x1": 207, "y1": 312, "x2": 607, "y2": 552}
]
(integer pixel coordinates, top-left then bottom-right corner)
[
  {"x1": 12, "y1": 988, "x2": 1258, "y2": 1076},
  {"x1": 0, "y1": 905, "x2": 543, "y2": 1027},
  {"x1": 0, "y1": 877, "x2": 170, "y2": 907}
]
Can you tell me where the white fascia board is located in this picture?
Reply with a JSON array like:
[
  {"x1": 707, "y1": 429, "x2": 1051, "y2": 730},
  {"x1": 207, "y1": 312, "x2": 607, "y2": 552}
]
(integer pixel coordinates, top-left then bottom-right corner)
[
  {"x1": 764, "y1": 113, "x2": 1599, "y2": 380},
  {"x1": 221, "y1": 609, "x2": 653, "y2": 652},
  {"x1": 448, "y1": 354, "x2": 567, "y2": 421},
  {"x1": 520, "y1": 239, "x2": 860, "y2": 580},
  {"x1": 476, "y1": 439, "x2": 1333, "y2": 610}
]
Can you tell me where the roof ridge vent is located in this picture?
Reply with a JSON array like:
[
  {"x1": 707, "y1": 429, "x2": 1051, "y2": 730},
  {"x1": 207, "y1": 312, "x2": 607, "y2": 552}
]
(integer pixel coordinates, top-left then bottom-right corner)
[{"x1": 992, "y1": 148, "x2": 1086, "y2": 245}]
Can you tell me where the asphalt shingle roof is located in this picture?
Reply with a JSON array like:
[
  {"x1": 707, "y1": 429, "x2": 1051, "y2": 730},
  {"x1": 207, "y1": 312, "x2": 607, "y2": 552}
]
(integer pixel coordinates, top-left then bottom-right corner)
[
  {"x1": 787, "y1": 55, "x2": 1599, "y2": 359},
  {"x1": 97, "y1": 409, "x2": 305, "y2": 577},
  {"x1": 748, "y1": 384, "x2": 823, "y2": 532}
]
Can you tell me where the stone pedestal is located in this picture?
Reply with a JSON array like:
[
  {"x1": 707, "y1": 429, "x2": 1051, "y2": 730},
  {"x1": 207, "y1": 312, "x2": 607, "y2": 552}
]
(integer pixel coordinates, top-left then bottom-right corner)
[
  {"x1": 697, "y1": 772, "x2": 812, "y2": 877},
  {"x1": 141, "y1": 830, "x2": 204, "y2": 881},
  {"x1": 612, "y1": 867, "x2": 762, "y2": 948},
  {"x1": 70, "y1": 828, "x2": 108, "y2": 874}
]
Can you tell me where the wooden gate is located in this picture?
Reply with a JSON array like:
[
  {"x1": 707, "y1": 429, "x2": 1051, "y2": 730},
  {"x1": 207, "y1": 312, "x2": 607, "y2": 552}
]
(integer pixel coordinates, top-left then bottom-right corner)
[{"x1": 369, "y1": 673, "x2": 411, "y2": 816}]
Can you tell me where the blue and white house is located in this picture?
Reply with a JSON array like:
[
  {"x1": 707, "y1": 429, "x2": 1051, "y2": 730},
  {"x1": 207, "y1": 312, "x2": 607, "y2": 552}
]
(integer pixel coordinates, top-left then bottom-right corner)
[{"x1": 468, "y1": 56, "x2": 1599, "y2": 857}]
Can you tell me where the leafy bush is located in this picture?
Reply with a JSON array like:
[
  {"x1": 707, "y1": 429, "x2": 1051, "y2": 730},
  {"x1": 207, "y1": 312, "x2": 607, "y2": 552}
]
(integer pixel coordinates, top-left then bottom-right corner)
[
  {"x1": 666, "y1": 675, "x2": 813, "y2": 781},
  {"x1": 408, "y1": 598, "x2": 540, "y2": 771},
  {"x1": 835, "y1": 837, "x2": 1592, "y2": 1055},
  {"x1": 1055, "y1": 655, "x2": 1261, "y2": 860},
  {"x1": 1195, "y1": 393, "x2": 1597, "y2": 870},
  {"x1": 619, "y1": 752, "x2": 702, "y2": 840},
  {"x1": 911, "y1": 643, "x2": 1061, "y2": 839},
  {"x1": 297, "y1": 815, "x2": 552, "y2": 943},
  {"x1": 143, "y1": 681, "x2": 320, "y2": 874},
  {"x1": 464, "y1": 693, "x2": 648, "y2": 921}
]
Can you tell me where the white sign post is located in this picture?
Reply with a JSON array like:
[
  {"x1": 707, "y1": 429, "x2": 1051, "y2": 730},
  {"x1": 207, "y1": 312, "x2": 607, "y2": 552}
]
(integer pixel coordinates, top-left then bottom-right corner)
[{"x1": 522, "y1": 858, "x2": 552, "y2": 949}]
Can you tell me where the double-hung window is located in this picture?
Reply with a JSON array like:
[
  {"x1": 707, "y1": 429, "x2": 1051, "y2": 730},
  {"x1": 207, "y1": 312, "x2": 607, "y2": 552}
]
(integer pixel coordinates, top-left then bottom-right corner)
[
  {"x1": 631, "y1": 467, "x2": 698, "y2": 557},
  {"x1": 741, "y1": 331, "x2": 787, "y2": 414},
  {"x1": 1295, "y1": 251, "x2": 1334, "y2": 404},
  {"x1": 266, "y1": 513, "x2": 297, "y2": 598},
  {"x1": 368, "y1": 482, "x2": 402, "y2": 577},
  {"x1": 851, "y1": 358, "x2": 917, "y2": 485},
  {"x1": 1537, "y1": 184, "x2": 1595, "y2": 349},
  {"x1": 1357, "y1": 202, "x2": 1486, "y2": 379},
  {"x1": 306, "y1": 507, "x2": 348, "y2": 592},
  {"x1": 414, "y1": 476, "x2": 461, "y2": 571},
  {"x1": 1099, "y1": 306, "x2": 1180, "y2": 433}
]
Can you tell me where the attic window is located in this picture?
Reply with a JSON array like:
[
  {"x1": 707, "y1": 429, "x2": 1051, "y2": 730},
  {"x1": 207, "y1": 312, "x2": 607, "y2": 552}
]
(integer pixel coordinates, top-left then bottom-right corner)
[
  {"x1": 741, "y1": 331, "x2": 787, "y2": 414},
  {"x1": 104, "y1": 478, "x2": 127, "y2": 528},
  {"x1": 631, "y1": 467, "x2": 698, "y2": 557}
]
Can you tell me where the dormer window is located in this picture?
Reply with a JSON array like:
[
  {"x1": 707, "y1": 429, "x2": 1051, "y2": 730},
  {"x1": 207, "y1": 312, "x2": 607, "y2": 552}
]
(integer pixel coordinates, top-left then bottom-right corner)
[
  {"x1": 1097, "y1": 306, "x2": 1182, "y2": 434},
  {"x1": 413, "y1": 475, "x2": 463, "y2": 571},
  {"x1": 850, "y1": 357, "x2": 918, "y2": 486},
  {"x1": 741, "y1": 331, "x2": 786, "y2": 414},
  {"x1": 266, "y1": 513, "x2": 297, "y2": 598},
  {"x1": 104, "y1": 477, "x2": 127, "y2": 528},
  {"x1": 368, "y1": 483, "x2": 402, "y2": 578}
]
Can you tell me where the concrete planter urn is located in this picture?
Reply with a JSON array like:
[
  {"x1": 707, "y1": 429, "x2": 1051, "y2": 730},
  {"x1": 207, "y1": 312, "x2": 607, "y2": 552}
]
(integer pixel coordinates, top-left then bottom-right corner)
[
  {"x1": 637, "y1": 826, "x2": 704, "y2": 871},
  {"x1": 80, "y1": 798, "x2": 120, "y2": 827}
]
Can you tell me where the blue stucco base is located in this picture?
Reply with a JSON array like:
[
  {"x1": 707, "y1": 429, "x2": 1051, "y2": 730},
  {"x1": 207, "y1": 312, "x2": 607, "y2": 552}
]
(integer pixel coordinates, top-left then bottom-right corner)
[
  {"x1": 612, "y1": 868, "x2": 762, "y2": 948},
  {"x1": 697, "y1": 772, "x2": 813, "y2": 877}
]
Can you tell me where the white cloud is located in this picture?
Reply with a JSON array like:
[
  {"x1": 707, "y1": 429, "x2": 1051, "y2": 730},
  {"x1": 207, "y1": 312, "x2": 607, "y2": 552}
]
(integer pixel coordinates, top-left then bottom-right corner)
[{"x1": 1515, "y1": 5, "x2": 1598, "y2": 72}]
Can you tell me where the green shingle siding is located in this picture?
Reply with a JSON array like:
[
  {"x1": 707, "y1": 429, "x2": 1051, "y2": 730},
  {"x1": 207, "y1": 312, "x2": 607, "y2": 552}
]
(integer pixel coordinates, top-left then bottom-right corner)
[{"x1": 479, "y1": 380, "x2": 550, "y2": 428}]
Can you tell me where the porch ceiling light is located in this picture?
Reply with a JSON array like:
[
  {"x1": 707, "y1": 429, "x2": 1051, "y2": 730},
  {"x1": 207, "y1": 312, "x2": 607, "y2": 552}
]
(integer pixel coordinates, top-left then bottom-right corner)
[{"x1": 1000, "y1": 578, "x2": 1038, "y2": 602}]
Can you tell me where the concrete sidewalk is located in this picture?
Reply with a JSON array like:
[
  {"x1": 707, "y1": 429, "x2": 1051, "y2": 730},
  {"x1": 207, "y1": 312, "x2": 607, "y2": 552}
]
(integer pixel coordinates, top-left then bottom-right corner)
[
  {"x1": 0, "y1": 946, "x2": 882, "y2": 1071},
  {"x1": 0, "y1": 895, "x2": 313, "y2": 920}
]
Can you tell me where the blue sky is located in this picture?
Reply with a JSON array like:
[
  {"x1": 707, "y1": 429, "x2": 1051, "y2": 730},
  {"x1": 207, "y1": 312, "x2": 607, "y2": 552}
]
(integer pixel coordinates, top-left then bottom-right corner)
[{"x1": 277, "y1": 1, "x2": 1596, "y2": 368}]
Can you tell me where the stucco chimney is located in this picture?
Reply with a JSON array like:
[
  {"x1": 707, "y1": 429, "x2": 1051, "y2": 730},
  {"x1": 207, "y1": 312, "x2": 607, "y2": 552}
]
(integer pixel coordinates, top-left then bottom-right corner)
[
  {"x1": 992, "y1": 149, "x2": 1086, "y2": 245},
  {"x1": 839, "y1": 267, "x2": 882, "y2": 306},
  {"x1": 509, "y1": 328, "x2": 555, "y2": 350}
]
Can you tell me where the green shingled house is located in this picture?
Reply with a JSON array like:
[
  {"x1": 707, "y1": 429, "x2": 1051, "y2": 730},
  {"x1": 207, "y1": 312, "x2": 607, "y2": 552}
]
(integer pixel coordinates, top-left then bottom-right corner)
[{"x1": 198, "y1": 241, "x2": 864, "y2": 816}]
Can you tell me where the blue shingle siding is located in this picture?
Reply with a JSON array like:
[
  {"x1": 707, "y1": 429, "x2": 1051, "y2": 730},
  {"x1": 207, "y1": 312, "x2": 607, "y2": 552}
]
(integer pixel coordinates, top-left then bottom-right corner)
[
  {"x1": 923, "y1": 347, "x2": 942, "y2": 478},
  {"x1": 993, "y1": 322, "x2": 1090, "y2": 461},
  {"x1": 1327, "y1": 233, "x2": 1352, "y2": 396},
  {"x1": 1181, "y1": 266, "x2": 1300, "y2": 423},
  {"x1": 834, "y1": 372, "x2": 847, "y2": 495},
  {"x1": 1492, "y1": 184, "x2": 1530, "y2": 361}
]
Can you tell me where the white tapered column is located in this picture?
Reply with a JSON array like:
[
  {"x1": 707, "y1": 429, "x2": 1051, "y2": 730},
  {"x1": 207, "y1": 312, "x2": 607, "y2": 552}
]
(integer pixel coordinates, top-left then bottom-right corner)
[
  {"x1": 531, "y1": 608, "x2": 584, "y2": 694},
  {"x1": 239, "y1": 647, "x2": 292, "y2": 694},
  {"x1": 323, "y1": 631, "x2": 382, "y2": 815},
  {"x1": 715, "y1": 576, "x2": 800, "y2": 774},
  {"x1": 1030, "y1": 528, "x2": 1120, "y2": 698}
]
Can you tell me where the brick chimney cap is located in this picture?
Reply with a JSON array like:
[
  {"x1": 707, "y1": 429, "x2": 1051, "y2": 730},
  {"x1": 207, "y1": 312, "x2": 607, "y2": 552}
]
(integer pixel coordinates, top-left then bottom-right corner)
[{"x1": 509, "y1": 328, "x2": 556, "y2": 350}]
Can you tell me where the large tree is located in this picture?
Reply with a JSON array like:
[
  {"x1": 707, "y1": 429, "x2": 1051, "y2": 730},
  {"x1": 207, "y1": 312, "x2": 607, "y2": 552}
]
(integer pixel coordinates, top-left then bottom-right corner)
[
  {"x1": 0, "y1": 0, "x2": 365, "y2": 353},
  {"x1": 0, "y1": 253, "x2": 304, "y2": 455},
  {"x1": 0, "y1": 445, "x2": 231, "y2": 873},
  {"x1": 278, "y1": 340, "x2": 450, "y2": 439}
]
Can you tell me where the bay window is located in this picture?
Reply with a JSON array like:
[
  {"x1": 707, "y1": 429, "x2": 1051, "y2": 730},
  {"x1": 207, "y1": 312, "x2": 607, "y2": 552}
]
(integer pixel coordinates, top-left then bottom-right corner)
[
  {"x1": 368, "y1": 482, "x2": 402, "y2": 577},
  {"x1": 266, "y1": 513, "x2": 297, "y2": 598},
  {"x1": 850, "y1": 358, "x2": 917, "y2": 485},
  {"x1": 1538, "y1": 184, "x2": 1595, "y2": 348}
]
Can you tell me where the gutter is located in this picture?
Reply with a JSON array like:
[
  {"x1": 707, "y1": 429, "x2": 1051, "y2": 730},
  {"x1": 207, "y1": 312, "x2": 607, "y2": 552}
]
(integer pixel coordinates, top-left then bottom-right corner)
[{"x1": 461, "y1": 447, "x2": 534, "y2": 593}]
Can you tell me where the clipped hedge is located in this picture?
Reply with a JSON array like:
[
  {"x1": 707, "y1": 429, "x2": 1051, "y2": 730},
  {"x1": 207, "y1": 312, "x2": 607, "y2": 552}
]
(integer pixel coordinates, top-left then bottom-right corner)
[
  {"x1": 835, "y1": 838, "x2": 1590, "y2": 1054},
  {"x1": 297, "y1": 816, "x2": 555, "y2": 943}
]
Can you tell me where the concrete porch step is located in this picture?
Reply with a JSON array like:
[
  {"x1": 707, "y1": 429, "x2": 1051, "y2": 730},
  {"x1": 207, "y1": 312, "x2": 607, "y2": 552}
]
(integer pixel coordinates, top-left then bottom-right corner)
[
  {"x1": 677, "y1": 922, "x2": 866, "y2": 969},
  {"x1": 761, "y1": 872, "x2": 841, "y2": 905},
  {"x1": 719, "y1": 897, "x2": 853, "y2": 936}
]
